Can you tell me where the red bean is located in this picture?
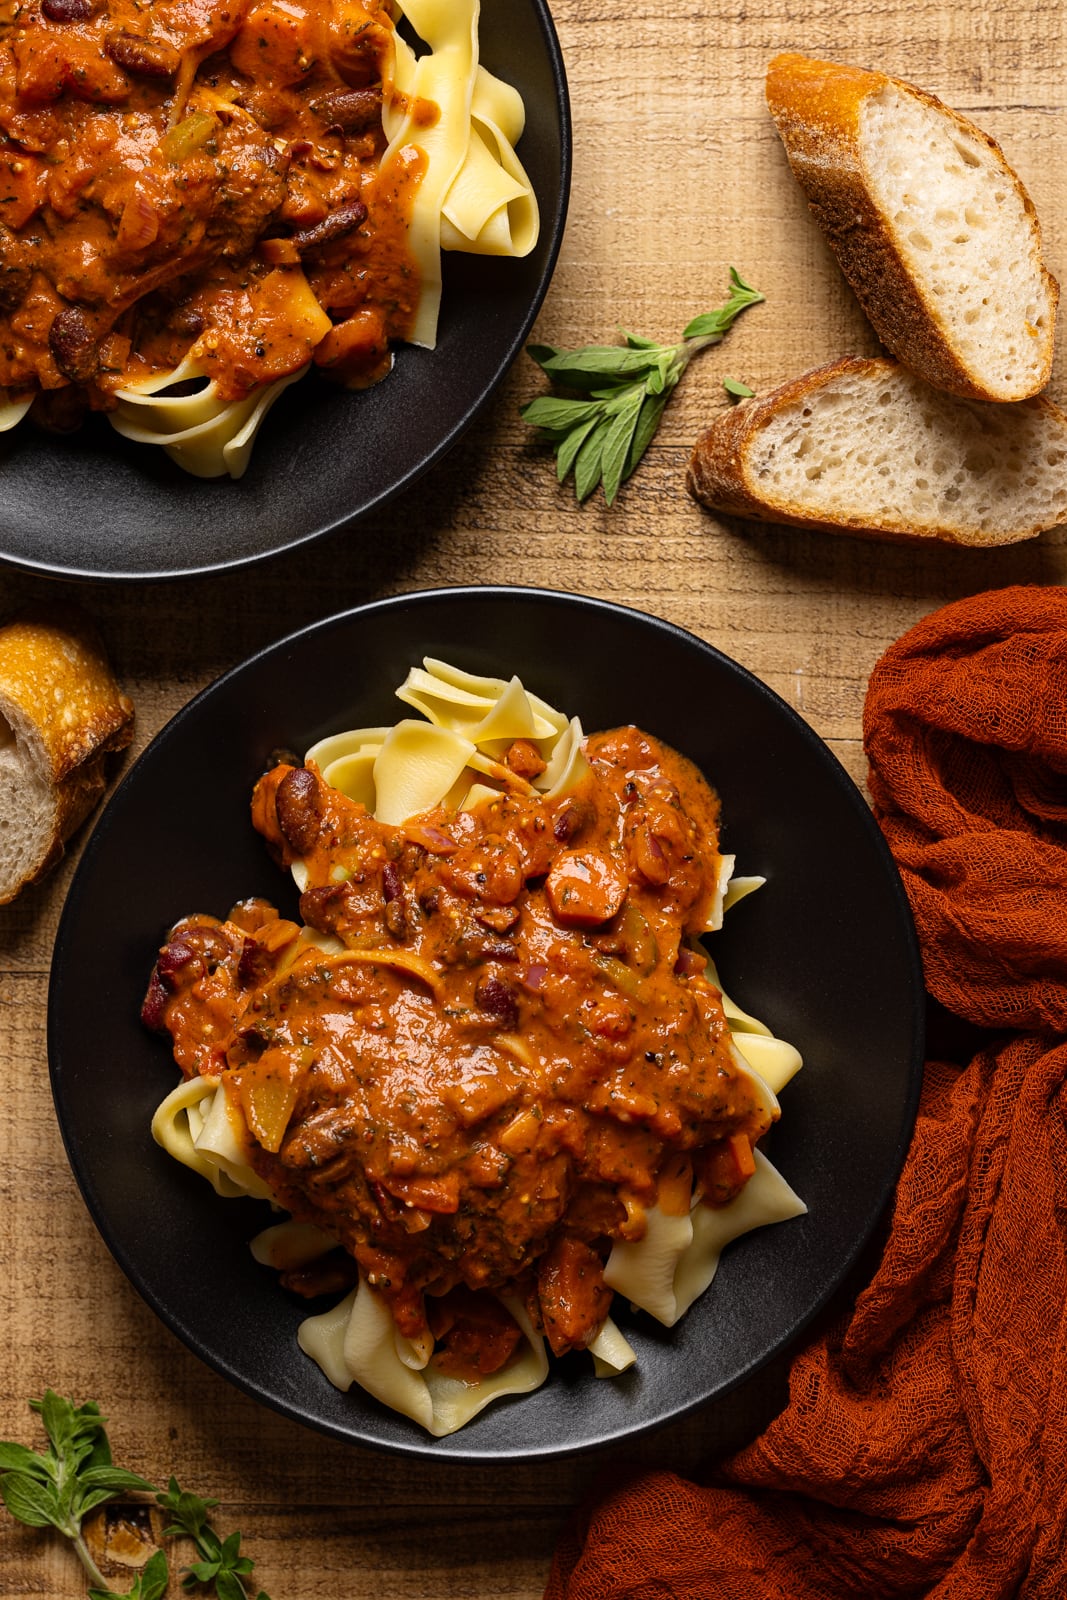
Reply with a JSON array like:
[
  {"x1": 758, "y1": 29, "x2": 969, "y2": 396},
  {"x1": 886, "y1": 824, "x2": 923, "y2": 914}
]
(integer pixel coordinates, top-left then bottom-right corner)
[
  {"x1": 41, "y1": 0, "x2": 93, "y2": 20},
  {"x1": 275, "y1": 767, "x2": 323, "y2": 856},
  {"x1": 475, "y1": 975, "x2": 519, "y2": 1032},
  {"x1": 309, "y1": 88, "x2": 382, "y2": 132},
  {"x1": 48, "y1": 306, "x2": 99, "y2": 384},
  {"x1": 105, "y1": 32, "x2": 182, "y2": 79}
]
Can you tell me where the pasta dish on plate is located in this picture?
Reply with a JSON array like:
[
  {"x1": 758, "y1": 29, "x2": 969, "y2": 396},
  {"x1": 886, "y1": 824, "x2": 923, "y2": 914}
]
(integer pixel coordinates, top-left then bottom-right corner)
[
  {"x1": 143, "y1": 662, "x2": 805, "y2": 1436},
  {"x1": 0, "y1": 0, "x2": 537, "y2": 477}
]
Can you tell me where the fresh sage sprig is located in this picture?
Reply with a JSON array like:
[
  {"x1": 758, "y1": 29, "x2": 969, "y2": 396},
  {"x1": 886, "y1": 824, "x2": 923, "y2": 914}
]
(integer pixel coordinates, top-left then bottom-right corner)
[
  {"x1": 0, "y1": 1393, "x2": 271, "y2": 1600},
  {"x1": 0, "y1": 1393, "x2": 156, "y2": 1591},
  {"x1": 159, "y1": 1477, "x2": 269, "y2": 1600},
  {"x1": 521, "y1": 267, "x2": 763, "y2": 505}
]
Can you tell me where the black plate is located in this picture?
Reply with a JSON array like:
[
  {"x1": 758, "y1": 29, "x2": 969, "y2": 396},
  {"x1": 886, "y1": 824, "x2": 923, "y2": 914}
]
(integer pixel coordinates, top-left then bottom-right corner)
[
  {"x1": 48, "y1": 588, "x2": 924, "y2": 1460},
  {"x1": 0, "y1": 4, "x2": 570, "y2": 582}
]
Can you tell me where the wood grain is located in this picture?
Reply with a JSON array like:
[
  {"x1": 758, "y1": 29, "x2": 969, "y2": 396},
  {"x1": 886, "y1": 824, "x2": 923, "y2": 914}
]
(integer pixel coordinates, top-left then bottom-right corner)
[{"x1": 1, "y1": 1, "x2": 1064, "y2": 1593}]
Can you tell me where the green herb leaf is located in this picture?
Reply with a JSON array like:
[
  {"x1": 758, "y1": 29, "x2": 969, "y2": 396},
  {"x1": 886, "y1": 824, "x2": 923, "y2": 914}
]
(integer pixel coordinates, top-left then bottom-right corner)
[
  {"x1": 524, "y1": 342, "x2": 562, "y2": 368},
  {"x1": 722, "y1": 377, "x2": 755, "y2": 399},
  {"x1": 555, "y1": 415, "x2": 598, "y2": 483},
  {"x1": 215, "y1": 1572, "x2": 250, "y2": 1600},
  {"x1": 0, "y1": 1442, "x2": 50, "y2": 1476},
  {"x1": 89, "y1": 1547, "x2": 170, "y2": 1600},
  {"x1": 600, "y1": 388, "x2": 646, "y2": 506},
  {"x1": 519, "y1": 395, "x2": 601, "y2": 433},
  {"x1": 4, "y1": 1397, "x2": 271, "y2": 1600},
  {"x1": 573, "y1": 417, "x2": 612, "y2": 501},
  {"x1": 0, "y1": 1471, "x2": 62, "y2": 1528},
  {"x1": 626, "y1": 391, "x2": 671, "y2": 479},
  {"x1": 522, "y1": 268, "x2": 764, "y2": 504}
]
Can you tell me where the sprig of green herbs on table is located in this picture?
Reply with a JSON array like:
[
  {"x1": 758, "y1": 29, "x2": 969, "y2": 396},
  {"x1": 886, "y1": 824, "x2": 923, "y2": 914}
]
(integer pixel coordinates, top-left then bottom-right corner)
[
  {"x1": 0, "y1": 1392, "x2": 270, "y2": 1600},
  {"x1": 520, "y1": 267, "x2": 763, "y2": 505}
]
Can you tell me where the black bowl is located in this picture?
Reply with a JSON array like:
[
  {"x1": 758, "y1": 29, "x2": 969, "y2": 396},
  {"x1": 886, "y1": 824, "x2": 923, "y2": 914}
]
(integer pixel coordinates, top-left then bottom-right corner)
[
  {"x1": 48, "y1": 588, "x2": 924, "y2": 1459},
  {"x1": 0, "y1": 2, "x2": 570, "y2": 581}
]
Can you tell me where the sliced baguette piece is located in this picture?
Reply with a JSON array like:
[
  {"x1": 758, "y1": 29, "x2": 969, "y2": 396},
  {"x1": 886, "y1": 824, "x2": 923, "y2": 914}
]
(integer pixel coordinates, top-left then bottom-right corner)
[
  {"x1": 766, "y1": 53, "x2": 1058, "y2": 402},
  {"x1": 0, "y1": 608, "x2": 134, "y2": 904},
  {"x1": 686, "y1": 357, "x2": 1067, "y2": 546}
]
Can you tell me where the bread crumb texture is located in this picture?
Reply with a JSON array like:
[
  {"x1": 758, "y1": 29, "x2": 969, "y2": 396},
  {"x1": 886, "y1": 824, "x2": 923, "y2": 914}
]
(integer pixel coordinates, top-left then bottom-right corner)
[
  {"x1": 687, "y1": 359, "x2": 1067, "y2": 546},
  {"x1": 755, "y1": 367, "x2": 1067, "y2": 535},
  {"x1": 862, "y1": 87, "x2": 1052, "y2": 398}
]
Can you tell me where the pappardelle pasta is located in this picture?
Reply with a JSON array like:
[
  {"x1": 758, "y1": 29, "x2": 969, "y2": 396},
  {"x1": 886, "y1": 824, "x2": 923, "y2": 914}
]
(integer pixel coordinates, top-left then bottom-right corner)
[
  {"x1": 0, "y1": 0, "x2": 537, "y2": 478},
  {"x1": 144, "y1": 663, "x2": 805, "y2": 1436}
]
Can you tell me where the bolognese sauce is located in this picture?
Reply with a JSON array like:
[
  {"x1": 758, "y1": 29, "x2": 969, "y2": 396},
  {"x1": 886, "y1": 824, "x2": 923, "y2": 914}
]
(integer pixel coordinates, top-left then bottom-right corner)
[
  {"x1": 144, "y1": 728, "x2": 775, "y2": 1379},
  {"x1": 0, "y1": 0, "x2": 421, "y2": 423}
]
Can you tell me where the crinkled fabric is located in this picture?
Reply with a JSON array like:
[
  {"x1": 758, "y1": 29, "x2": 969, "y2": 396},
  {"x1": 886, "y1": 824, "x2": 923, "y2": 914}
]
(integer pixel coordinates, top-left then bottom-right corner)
[{"x1": 546, "y1": 587, "x2": 1067, "y2": 1600}]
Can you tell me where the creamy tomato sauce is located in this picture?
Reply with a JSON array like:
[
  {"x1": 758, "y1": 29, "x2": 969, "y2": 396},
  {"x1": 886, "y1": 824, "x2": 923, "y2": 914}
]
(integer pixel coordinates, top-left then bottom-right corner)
[
  {"x1": 0, "y1": 0, "x2": 420, "y2": 421},
  {"x1": 144, "y1": 728, "x2": 774, "y2": 1375}
]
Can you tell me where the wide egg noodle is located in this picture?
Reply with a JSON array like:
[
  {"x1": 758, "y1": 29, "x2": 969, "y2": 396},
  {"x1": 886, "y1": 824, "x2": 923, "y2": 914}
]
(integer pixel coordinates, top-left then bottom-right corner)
[
  {"x1": 603, "y1": 1060, "x2": 783, "y2": 1328},
  {"x1": 304, "y1": 727, "x2": 393, "y2": 773},
  {"x1": 605, "y1": 1149, "x2": 807, "y2": 1330},
  {"x1": 588, "y1": 1317, "x2": 638, "y2": 1378},
  {"x1": 603, "y1": 1204, "x2": 695, "y2": 1328},
  {"x1": 396, "y1": 668, "x2": 559, "y2": 747},
  {"x1": 250, "y1": 1219, "x2": 338, "y2": 1271},
  {"x1": 673, "y1": 1151, "x2": 808, "y2": 1322},
  {"x1": 382, "y1": 1, "x2": 480, "y2": 348},
  {"x1": 296, "y1": 1288, "x2": 358, "y2": 1392},
  {"x1": 0, "y1": 394, "x2": 31, "y2": 432},
  {"x1": 109, "y1": 264, "x2": 331, "y2": 477},
  {"x1": 439, "y1": 67, "x2": 539, "y2": 257},
  {"x1": 731, "y1": 1031, "x2": 803, "y2": 1096},
  {"x1": 421, "y1": 658, "x2": 570, "y2": 741},
  {"x1": 299, "y1": 1277, "x2": 549, "y2": 1436},
  {"x1": 316, "y1": 746, "x2": 383, "y2": 813},
  {"x1": 372, "y1": 720, "x2": 478, "y2": 825},
  {"x1": 537, "y1": 716, "x2": 591, "y2": 795},
  {"x1": 151, "y1": 1076, "x2": 273, "y2": 1200},
  {"x1": 110, "y1": 360, "x2": 306, "y2": 480}
]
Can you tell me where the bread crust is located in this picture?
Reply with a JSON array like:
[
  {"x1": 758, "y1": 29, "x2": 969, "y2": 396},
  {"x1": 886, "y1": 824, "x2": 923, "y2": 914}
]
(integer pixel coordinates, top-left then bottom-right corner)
[
  {"x1": 0, "y1": 608, "x2": 134, "y2": 903},
  {"x1": 765, "y1": 53, "x2": 1059, "y2": 402},
  {"x1": 686, "y1": 356, "x2": 1067, "y2": 546}
]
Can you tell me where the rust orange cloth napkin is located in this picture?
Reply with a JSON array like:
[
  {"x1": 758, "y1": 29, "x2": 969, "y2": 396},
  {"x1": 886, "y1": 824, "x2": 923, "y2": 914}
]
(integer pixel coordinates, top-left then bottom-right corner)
[{"x1": 546, "y1": 585, "x2": 1067, "y2": 1600}]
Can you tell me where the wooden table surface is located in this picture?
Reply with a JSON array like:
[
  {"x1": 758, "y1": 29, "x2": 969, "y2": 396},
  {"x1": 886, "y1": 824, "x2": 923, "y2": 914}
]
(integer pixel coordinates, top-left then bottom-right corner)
[{"x1": 1, "y1": 1, "x2": 1064, "y2": 1594}]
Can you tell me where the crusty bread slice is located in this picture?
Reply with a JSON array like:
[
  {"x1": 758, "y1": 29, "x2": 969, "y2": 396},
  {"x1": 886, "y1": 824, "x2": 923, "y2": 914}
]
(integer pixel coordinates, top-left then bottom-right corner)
[
  {"x1": 0, "y1": 609, "x2": 134, "y2": 904},
  {"x1": 686, "y1": 357, "x2": 1067, "y2": 545},
  {"x1": 766, "y1": 53, "x2": 1058, "y2": 402}
]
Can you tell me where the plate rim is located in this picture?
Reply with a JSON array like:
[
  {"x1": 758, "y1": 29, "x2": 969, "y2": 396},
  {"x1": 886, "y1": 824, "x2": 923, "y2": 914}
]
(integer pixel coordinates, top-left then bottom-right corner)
[
  {"x1": 47, "y1": 585, "x2": 926, "y2": 1459},
  {"x1": 0, "y1": 0, "x2": 572, "y2": 585}
]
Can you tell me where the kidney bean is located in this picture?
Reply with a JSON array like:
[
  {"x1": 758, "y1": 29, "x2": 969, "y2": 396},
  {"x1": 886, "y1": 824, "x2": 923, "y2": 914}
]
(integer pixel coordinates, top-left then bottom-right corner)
[
  {"x1": 553, "y1": 797, "x2": 594, "y2": 844},
  {"x1": 156, "y1": 939, "x2": 200, "y2": 984},
  {"x1": 140, "y1": 970, "x2": 169, "y2": 1032},
  {"x1": 105, "y1": 32, "x2": 181, "y2": 78},
  {"x1": 275, "y1": 766, "x2": 322, "y2": 856},
  {"x1": 48, "y1": 305, "x2": 99, "y2": 384},
  {"x1": 41, "y1": 0, "x2": 93, "y2": 20},
  {"x1": 475, "y1": 975, "x2": 519, "y2": 1032},
  {"x1": 237, "y1": 936, "x2": 275, "y2": 989},
  {"x1": 309, "y1": 87, "x2": 382, "y2": 132}
]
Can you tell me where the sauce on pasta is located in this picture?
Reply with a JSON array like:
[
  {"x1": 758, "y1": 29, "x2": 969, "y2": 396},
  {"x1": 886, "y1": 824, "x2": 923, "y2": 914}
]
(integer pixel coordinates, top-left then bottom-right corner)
[
  {"x1": 0, "y1": 0, "x2": 422, "y2": 425},
  {"x1": 144, "y1": 728, "x2": 776, "y2": 1379}
]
